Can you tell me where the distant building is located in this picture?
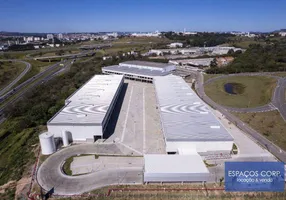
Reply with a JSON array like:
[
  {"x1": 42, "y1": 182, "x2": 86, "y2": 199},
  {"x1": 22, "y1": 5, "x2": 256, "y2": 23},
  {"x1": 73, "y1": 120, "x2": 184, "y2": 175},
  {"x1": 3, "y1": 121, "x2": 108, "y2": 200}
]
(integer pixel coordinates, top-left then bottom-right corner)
[
  {"x1": 106, "y1": 32, "x2": 118, "y2": 38},
  {"x1": 216, "y1": 56, "x2": 234, "y2": 66},
  {"x1": 24, "y1": 36, "x2": 34, "y2": 43},
  {"x1": 168, "y1": 42, "x2": 183, "y2": 48},
  {"x1": 47, "y1": 34, "x2": 54, "y2": 40},
  {"x1": 279, "y1": 32, "x2": 286, "y2": 37},
  {"x1": 102, "y1": 60, "x2": 176, "y2": 82},
  {"x1": 57, "y1": 33, "x2": 63, "y2": 39},
  {"x1": 131, "y1": 31, "x2": 161, "y2": 37}
]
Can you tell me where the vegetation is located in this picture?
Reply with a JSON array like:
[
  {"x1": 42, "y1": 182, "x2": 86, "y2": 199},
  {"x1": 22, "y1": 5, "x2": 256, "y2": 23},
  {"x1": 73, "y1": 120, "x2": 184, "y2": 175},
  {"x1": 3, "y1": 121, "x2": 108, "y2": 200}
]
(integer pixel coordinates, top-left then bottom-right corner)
[
  {"x1": 233, "y1": 111, "x2": 286, "y2": 151},
  {"x1": 232, "y1": 143, "x2": 238, "y2": 155},
  {"x1": 0, "y1": 61, "x2": 26, "y2": 90},
  {"x1": 63, "y1": 154, "x2": 99, "y2": 176},
  {"x1": 203, "y1": 73, "x2": 223, "y2": 83},
  {"x1": 63, "y1": 156, "x2": 74, "y2": 176},
  {"x1": 0, "y1": 187, "x2": 16, "y2": 200},
  {"x1": 207, "y1": 40, "x2": 286, "y2": 74},
  {"x1": 55, "y1": 184, "x2": 286, "y2": 200},
  {"x1": 204, "y1": 76, "x2": 276, "y2": 108},
  {"x1": 163, "y1": 32, "x2": 235, "y2": 47},
  {"x1": 0, "y1": 44, "x2": 152, "y2": 186}
]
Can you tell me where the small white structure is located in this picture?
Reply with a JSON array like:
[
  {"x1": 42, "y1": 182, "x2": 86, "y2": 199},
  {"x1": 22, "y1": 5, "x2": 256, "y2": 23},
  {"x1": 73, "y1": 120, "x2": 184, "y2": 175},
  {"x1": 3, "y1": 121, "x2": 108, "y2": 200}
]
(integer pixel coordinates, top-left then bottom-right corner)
[
  {"x1": 279, "y1": 32, "x2": 286, "y2": 37},
  {"x1": 168, "y1": 42, "x2": 183, "y2": 48},
  {"x1": 39, "y1": 132, "x2": 56, "y2": 155},
  {"x1": 144, "y1": 154, "x2": 210, "y2": 182}
]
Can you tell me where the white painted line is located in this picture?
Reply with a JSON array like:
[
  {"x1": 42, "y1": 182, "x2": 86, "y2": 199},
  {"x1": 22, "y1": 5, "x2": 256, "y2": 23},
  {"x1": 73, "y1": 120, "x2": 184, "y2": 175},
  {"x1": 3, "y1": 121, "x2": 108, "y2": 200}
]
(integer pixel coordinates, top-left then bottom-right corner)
[
  {"x1": 121, "y1": 86, "x2": 133, "y2": 142},
  {"x1": 143, "y1": 87, "x2": 146, "y2": 154},
  {"x1": 119, "y1": 142, "x2": 143, "y2": 155}
]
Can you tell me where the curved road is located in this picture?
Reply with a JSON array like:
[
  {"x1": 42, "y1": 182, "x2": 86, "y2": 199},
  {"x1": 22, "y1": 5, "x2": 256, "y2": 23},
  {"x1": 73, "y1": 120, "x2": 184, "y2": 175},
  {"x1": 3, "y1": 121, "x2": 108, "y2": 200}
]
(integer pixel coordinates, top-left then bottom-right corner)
[
  {"x1": 37, "y1": 143, "x2": 143, "y2": 195},
  {"x1": 204, "y1": 73, "x2": 286, "y2": 118},
  {"x1": 196, "y1": 72, "x2": 286, "y2": 162},
  {"x1": 0, "y1": 59, "x2": 31, "y2": 96}
]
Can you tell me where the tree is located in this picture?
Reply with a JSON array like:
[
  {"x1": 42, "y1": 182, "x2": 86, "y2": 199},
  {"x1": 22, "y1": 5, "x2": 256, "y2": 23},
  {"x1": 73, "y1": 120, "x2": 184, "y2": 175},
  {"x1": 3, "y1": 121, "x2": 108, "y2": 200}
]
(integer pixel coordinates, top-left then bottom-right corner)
[{"x1": 210, "y1": 58, "x2": 218, "y2": 68}]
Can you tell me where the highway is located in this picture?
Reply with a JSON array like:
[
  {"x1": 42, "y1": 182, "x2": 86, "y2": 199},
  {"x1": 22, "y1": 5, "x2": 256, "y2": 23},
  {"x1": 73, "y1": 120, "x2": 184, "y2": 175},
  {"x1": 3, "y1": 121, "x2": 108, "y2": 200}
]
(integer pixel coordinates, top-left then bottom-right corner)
[
  {"x1": 0, "y1": 61, "x2": 66, "y2": 103},
  {"x1": 0, "y1": 59, "x2": 31, "y2": 96},
  {"x1": 195, "y1": 72, "x2": 286, "y2": 162},
  {"x1": 33, "y1": 50, "x2": 94, "y2": 61}
]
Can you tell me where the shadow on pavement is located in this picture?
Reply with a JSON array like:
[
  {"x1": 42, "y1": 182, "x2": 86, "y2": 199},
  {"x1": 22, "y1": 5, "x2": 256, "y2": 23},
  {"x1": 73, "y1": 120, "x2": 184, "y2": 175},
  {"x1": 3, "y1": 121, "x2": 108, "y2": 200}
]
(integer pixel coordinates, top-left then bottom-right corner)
[{"x1": 104, "y1": 82, "x2": 128, "y2": 139}]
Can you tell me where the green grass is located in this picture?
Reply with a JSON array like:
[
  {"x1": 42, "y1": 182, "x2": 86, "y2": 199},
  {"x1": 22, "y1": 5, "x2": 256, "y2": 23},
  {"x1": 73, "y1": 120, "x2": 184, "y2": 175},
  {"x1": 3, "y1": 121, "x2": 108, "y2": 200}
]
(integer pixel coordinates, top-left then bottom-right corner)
[
  {"x1": 272, "y1": 72, "x2": 286, "y2": 77},
  {"x1": 62, "y1": 154, "x2": 99, "y2": 176},
  {"x1": 232, "y1": 143, "x2": 238, "y2": 154},
  {"x1": 204, "y1": 76, "x2": 277, "y2": 108},
  {"x1": 233, "y1": 111, "x2": 286, "y2": 151},
  {"x1": 62, "y1": 156, "x2": 74, "y2": 176},
  {"x1": 0, "y1": 125, "x2": 38, "y2": 185},
  {"x1": 0, "y1": 61, "x2": 26, "y2": 90},
  {"x1": 203, "y1": 73, "x2": 223, "y2": 83}
]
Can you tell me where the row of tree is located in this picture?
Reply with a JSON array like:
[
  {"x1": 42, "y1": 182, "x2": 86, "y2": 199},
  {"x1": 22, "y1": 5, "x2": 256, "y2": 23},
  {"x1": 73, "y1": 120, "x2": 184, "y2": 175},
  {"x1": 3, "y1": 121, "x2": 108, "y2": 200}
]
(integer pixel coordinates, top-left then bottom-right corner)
[{"x1": 206, "y1": 40, "x2": 286, "y2": 74}]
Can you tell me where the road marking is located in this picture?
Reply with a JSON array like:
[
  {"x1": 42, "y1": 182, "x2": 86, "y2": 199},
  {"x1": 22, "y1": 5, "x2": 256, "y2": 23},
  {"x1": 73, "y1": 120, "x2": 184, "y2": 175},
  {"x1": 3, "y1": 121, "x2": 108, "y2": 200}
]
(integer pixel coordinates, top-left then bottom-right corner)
[
  {"x1": 119, "y1": 142, "x2": 143, "y2": 155},
  {"x1": 143, "y1": 87, "x2": 146, "y2": 154},
  {"x1": 121, "y1": 86, "x2": 133, "y2": 142}
]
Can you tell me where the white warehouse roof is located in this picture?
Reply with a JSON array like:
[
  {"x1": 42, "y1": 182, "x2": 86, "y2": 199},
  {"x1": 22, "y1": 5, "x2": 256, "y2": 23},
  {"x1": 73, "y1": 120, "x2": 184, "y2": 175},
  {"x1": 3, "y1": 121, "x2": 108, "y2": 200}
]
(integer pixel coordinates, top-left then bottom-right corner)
[
  {"x1": 120, "y1": 60, "x2": 174, "y2": 69},
  {"x1": 48, "y1": 75, "x2": 124, "y2": 125},
  {"x1": 153, "y1": 75, "x2": 233, "y2": 142},
  {"x1": 144, "y1": 154, "x2": 209, "y2": 174}
]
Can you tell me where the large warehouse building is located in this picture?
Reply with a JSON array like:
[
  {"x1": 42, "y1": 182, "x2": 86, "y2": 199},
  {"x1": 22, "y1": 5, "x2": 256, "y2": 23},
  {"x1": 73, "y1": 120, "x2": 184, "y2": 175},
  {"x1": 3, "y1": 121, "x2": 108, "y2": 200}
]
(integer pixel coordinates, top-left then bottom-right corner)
[
  {"x1": 47, "y1": 74, "x2": 124, "y2": 144},
  {"x1": 153, "y1": 75, "x2": 234, "y2": 155},
  {"x1": 102, "y1": 61, "x2": 176, "y2": 82},
  {"x1": 144, "y1": 75, "x2": 234, "y2": 183}
]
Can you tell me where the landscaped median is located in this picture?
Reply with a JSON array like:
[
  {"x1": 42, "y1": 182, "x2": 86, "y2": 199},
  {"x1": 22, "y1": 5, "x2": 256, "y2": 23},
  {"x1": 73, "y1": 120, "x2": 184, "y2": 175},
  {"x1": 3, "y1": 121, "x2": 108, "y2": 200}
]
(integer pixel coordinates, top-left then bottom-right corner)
[{"x1": 204, "y1": 75, "x2": 277, "y2": 108}]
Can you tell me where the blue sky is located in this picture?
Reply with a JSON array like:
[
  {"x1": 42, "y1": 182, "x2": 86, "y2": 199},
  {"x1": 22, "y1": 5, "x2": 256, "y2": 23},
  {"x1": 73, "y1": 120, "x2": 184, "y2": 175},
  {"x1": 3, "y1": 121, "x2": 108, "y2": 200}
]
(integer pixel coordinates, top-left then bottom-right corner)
[{"x1": 0, "y1": 0, "x2": 285, "y2": 33}]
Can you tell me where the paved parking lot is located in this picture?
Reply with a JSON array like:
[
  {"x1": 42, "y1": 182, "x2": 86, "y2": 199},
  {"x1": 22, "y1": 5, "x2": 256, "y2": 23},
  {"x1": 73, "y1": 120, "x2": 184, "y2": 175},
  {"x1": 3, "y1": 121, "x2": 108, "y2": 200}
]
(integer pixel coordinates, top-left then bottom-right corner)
[
  {"x1": 105, "y1": 80, "x2": 165, "y2": 154},
  {"x1": 71, "y1": 156, "x2": 143, "y2": 175}
]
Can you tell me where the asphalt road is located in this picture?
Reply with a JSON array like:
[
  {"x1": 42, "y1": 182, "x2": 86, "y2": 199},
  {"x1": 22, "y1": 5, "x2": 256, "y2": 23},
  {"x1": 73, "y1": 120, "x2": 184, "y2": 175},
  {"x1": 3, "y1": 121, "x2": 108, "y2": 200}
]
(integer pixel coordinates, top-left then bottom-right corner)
[
  {"x1": 0, "y1": 59, "x2": 31, "y2": 96},
  {"x1": 33, "y1": 50, "x2": 93, "y2": 60},
  {"x1": 272, "y1": 78, "x2": 286, "y2": 121},
  {"x1": 37, "y1": 144, "x2": 143, "y2": 195},
  {"x1": 196, "y1": 72, "x2": 286, "y2": 162}
]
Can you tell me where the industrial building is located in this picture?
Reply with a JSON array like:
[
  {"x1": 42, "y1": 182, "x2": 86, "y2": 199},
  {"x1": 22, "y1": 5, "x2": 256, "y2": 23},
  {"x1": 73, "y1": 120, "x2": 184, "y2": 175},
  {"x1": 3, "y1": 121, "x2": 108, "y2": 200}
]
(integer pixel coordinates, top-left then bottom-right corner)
[
  {"x1": 102, "y1": 61, "x2": 176, "y2": 82},
  {"x1": 144, "y1": 154, "x2": 210, "y2": 183},
  {"x1": 153, "y1": 75, "x2": 234, "y2": 155},
  {"x1": 47, "y1": 74, "x2": 124, "y2": 144}
]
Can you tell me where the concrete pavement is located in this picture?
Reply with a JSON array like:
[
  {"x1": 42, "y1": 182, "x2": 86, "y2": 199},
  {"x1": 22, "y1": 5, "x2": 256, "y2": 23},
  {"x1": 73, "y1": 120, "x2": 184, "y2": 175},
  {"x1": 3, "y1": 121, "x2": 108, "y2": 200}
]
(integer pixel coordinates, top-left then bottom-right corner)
[{"x1": 37, "y1": 143, "x2": 143, "y2": 195}]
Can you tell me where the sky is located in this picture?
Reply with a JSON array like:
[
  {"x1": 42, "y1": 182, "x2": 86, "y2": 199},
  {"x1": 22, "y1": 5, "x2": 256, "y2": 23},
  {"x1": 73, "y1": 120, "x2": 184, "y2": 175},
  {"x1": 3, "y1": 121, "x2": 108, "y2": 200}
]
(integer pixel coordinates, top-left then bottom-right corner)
[{"x1": 0, "y1": 0, "x2": 285, "y2": 33}]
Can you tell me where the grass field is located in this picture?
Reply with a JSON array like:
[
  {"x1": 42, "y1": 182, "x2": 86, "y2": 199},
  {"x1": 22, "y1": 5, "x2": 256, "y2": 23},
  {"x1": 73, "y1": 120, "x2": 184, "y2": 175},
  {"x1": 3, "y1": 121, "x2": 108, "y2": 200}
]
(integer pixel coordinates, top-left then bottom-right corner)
[
  {"x1": 204, "y1": 76, "x2": 277, "y2": 108},
  {"x1": 233, "y1": 111, "x2": 286, "y2": 151},
  {"x1": 203, "y1": 73, "x2": 223, "y2": 83},
  {"x1": 0, "y1": 61, "x2": 26, "y2": 90},
  {"x1": 50, "y1": 184, "x2": 286, "y2": 200}
]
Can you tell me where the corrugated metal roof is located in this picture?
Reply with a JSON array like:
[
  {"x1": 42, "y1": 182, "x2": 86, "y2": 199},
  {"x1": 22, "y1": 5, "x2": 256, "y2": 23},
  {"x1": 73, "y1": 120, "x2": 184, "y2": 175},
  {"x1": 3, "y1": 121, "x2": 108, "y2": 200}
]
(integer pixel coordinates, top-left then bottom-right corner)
[
  {"x1": 48, "y1": 75, "x2": 123, "y2": 125},
  {"x1": 144, "y1": 154, "x2": 209, "y2": 174},
  {"x1": 103, "y1": 65, "x2": 171, "y2": 77},
  {"x1": 120, "y1": 60, "x2": 173, "y2": 68},
  {"x1": 154, "y1": 75, "x2": 233, "y2": 142}
]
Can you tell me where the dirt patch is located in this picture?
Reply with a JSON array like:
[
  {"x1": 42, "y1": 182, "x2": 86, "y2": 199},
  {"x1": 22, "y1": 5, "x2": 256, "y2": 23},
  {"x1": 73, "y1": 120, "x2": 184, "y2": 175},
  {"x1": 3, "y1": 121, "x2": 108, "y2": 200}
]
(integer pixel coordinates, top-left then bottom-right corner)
[
  {"x1": 15, "y1": 177, "x2": 31, "y2": 198},
  {"x1": 0, "y1": 181, "x2": 16, "y2": 194}
]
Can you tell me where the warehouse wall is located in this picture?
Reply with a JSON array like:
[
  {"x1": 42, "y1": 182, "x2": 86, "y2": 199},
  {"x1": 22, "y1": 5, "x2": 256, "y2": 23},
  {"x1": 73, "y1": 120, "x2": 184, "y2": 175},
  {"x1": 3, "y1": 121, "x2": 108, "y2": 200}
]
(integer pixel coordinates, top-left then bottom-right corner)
[
  {"x1": 144, "y1": 172, "x2": 210, "y2": 183},
  {"x1": 47, "y1": 125, "x2": 103, "y2": 142},
  {"x1": 166, "y1": 141, "x2": 233, "y2": 154}
]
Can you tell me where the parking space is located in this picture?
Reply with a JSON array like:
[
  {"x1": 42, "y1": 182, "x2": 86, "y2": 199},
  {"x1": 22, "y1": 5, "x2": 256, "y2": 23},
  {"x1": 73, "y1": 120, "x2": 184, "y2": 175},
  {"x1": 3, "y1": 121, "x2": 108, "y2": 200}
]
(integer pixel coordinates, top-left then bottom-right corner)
[{"x1": 104, "y1": 80, "x2": 165, "y2": 154}]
